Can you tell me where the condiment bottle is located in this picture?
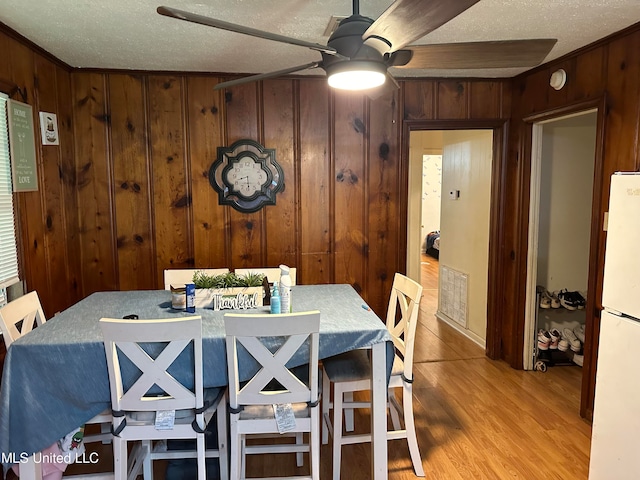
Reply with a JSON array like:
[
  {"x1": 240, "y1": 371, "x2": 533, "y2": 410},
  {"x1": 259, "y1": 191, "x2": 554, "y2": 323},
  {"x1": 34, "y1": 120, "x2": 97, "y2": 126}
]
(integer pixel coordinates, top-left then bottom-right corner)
[
  {"x1": 270, "y1": 281, "x2": 281, "y2": 314},
  {"x1": 279, "y1": 265, "x2": 292, "y2": 313}
]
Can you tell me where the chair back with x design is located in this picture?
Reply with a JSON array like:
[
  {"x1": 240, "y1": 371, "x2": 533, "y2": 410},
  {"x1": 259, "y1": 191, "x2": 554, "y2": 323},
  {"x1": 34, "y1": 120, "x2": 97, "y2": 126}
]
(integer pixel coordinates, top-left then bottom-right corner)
[
  {"x1": 101, "y1": 316, "x2": 204, "y2": 416},
  {"x1": 0, "y1": 291, "x2": 46, "y2": 348},
  {"x1": 225, "y1": 311, "x2": 319, "y2": 408},
  {"x1": 224, "y1": 311, "x2": 321, "y2": 480},
  {"x1": 100, "y1": 316, "x2": 229, "y2": 480},
  {"x1": 385, "y1": 272, "x2": 423, "y2": 383}
]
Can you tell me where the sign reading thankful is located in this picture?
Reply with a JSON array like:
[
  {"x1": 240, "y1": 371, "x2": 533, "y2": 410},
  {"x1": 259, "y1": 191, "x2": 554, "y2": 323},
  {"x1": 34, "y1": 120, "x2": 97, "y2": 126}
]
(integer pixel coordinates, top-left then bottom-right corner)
[
  {"x1": 212, "y1": 291, "x2": 261, "y2": 311},
  {"x1": 7, "y1": 100, "x2": 38, "y2": 192},
  {"x1": 194, "y1": 287, "x2": 264, "y2": 310}
]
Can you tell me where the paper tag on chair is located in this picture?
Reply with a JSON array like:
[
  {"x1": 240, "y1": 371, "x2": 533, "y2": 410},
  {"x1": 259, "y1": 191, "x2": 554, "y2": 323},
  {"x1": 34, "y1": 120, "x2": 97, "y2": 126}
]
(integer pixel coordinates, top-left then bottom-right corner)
[
  {"x1": 273, "y1": 403, "x2": 296, "y2": 434},
  {"x1": 155, "y1": 410, "x2": 176, "y2": 430}
]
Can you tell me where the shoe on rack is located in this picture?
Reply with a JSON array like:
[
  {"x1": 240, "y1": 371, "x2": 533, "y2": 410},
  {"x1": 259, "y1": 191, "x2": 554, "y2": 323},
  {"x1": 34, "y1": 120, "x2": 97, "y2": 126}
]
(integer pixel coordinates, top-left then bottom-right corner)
[
  {"x1": 572, "y1": 353, "x2": 584, "y2": 367},
  {"x1": 574, "y1": 324, "x2": 585, "y2": 343},
  {"x1": 537, "y1": 329, "x2": 551, "y2": 351},
  {"x1": 548, "y1": 329, "x2": 561, "y2": 350},
  {"x1": 562, "y1": 328, "x2": 582, "y2": 352},
  {"x1": 572, "y1": 291, "x2": 586, "y2": 310},
  {"x1": 538, "y1": 287, "x2": 552, "y2": 309},
  {"x1": 557, "y1": 289, "x2": 578, "y2": 310},
  {"x1": 558, "y1": 338, "x2": 569, "y2": 352},
  {"x1": 549, "y1": 291, "x2": 561, "y2": 309}
]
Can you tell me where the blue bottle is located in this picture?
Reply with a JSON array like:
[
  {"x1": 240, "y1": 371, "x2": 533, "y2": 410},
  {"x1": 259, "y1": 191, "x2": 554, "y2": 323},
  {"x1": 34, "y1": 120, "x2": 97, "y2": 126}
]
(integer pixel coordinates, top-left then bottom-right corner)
[
  {"x1": 270, "y1": 281, "x2": 281, "y2": 314},
  {"x1": 185, "y1": 283, "x2": 196, "y2": 313}
]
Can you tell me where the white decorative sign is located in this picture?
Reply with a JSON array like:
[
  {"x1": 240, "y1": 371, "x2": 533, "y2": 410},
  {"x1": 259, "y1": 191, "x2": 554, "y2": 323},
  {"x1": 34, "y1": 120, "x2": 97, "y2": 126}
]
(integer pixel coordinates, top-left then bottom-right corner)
[
  {"x1": 212, "y1": 292, "x2": 260, "y2": 311},
  {"x1": 39, "y1": 111, "x2": 59, "y2": 145},
  {"x1": 193, "y1": 287, "x2": 263, "y2": 309}
]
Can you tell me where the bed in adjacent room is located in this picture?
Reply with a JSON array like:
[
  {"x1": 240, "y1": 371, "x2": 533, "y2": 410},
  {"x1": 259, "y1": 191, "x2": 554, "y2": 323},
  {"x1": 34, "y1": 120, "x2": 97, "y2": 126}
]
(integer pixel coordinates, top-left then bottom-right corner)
[{"x1": 424, "y1": 230, "x2": 440, "y2": 259}]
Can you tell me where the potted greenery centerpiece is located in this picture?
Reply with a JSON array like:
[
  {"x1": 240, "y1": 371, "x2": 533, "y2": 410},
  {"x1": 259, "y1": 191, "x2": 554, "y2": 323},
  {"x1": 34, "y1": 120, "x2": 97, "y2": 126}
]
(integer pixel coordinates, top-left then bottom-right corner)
[{"x1": 191, "y1": 270, "x2": 266, "y2": 310}]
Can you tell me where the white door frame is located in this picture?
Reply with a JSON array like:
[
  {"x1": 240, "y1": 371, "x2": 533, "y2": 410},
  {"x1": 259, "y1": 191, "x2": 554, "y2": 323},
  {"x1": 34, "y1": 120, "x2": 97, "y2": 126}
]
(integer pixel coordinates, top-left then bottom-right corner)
[
  {"x1": 523, "y1": 109, "x2": 597, "y2": 370},
  {"x1": 523, "y1": 122, "x2": 544, "y2": 370}
]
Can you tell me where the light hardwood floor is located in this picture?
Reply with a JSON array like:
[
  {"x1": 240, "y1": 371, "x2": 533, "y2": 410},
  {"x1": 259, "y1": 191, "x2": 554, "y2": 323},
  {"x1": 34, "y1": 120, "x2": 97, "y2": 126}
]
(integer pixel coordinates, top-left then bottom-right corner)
[{"x1": 64, "y1": 258, "x2": 592, "y2": 479}]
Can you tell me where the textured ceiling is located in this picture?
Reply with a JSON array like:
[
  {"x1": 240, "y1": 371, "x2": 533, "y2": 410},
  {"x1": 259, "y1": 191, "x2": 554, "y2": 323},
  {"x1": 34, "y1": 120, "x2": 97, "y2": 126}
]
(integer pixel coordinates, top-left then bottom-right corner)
[{"x1": 1, "y1": 0, "x2": 639, "y2": 79}]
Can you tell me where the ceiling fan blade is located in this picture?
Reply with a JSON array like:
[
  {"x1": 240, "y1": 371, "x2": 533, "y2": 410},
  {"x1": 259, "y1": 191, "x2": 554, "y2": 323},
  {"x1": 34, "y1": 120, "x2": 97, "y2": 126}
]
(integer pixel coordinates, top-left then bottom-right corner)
[
  {"x1": 396, "y1": 39, "x2": 558, "y2": 69},
  {"x1": 213, "y1": 62, "x2": 321, "y2": 90},
  {"x1": 157, "y1": 6, "x2": 343, "y2": 58},
  {"x1": 362, "y1": 0, "x2": 481, "y2": 55}
]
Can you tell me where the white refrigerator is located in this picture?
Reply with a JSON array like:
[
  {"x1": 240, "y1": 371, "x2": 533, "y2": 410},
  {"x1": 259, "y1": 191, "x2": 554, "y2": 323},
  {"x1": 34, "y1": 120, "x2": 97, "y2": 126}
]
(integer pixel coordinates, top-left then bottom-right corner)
[{"x1": 589, "y1": 172, "x2": 640, "y2": 479}]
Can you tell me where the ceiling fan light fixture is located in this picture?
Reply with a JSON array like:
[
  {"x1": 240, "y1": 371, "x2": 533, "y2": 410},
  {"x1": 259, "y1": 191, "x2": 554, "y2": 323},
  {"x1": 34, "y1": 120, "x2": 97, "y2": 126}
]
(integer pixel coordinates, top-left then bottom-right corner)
[{"x1": 326, "y1": 61, "x2": 386, "y2": 90}]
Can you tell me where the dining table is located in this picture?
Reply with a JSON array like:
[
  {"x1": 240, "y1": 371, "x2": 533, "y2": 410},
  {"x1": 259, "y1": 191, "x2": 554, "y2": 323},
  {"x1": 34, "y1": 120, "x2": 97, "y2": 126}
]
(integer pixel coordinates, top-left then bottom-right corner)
[{"x1": 0, "y1": 284, "x2": 394, "y2": 480}]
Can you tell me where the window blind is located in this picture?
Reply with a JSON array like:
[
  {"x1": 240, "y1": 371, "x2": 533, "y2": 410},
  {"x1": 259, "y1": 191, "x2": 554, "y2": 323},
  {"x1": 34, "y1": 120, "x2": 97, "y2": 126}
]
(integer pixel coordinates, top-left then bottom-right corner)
[{"x1": 0, "y1": 93, "x2": 20, "y2": 289}]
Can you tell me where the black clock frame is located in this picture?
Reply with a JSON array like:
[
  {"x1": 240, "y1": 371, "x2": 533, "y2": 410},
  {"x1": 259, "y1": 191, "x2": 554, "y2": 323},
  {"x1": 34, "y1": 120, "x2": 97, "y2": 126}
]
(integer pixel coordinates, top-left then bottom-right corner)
[{"x1": 209, "y1": 139, "x2": 284, "y2": 213}]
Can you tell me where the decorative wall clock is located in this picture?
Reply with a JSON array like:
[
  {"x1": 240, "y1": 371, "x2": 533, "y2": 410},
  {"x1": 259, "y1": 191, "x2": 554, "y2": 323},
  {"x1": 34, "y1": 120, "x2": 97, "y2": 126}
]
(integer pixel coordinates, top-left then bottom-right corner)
[{"x1": 209, "y1": 139, "x2": 284, "y2": 213}]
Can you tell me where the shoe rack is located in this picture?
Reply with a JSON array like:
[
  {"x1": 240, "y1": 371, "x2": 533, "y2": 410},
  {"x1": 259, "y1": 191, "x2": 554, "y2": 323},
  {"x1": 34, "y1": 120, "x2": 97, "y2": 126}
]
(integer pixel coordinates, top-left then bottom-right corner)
[{"x1": 535, "y1": 291, "x2": 586, "y2": 371}]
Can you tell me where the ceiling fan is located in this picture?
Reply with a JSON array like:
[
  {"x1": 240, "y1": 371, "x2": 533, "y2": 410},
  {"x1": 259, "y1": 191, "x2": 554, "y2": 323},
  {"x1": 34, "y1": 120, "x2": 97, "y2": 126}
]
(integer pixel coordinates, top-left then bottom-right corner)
[{"x1": 157, "y1": 0, "x2": 557, "y2": 92}]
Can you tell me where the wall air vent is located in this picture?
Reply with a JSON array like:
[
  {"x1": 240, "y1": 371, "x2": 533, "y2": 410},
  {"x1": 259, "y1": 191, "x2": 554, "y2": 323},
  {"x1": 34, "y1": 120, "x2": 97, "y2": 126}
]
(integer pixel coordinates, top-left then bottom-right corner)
[{"x1": 323, "y1": 16, "x2": 347, "y2": 37}]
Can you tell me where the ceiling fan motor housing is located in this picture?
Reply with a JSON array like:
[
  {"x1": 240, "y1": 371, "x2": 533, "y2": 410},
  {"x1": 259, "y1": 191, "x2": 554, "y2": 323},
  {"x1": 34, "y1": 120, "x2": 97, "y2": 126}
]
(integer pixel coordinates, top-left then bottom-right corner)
[{"x1": 322, "y1": 14, "x2": 387, "y2": 74}]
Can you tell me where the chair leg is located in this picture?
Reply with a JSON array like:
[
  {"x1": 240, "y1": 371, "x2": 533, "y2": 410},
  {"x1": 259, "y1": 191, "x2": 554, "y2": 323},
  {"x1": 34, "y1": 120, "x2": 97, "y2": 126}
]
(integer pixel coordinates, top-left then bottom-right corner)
[
  {"x1": 216, "y1": 398, "x2": 229, "y2": 480},
  {"x1": 127, "y1": 442, "x2": 147, "y2": 480},
  {"x1": 242, "y1": 435, "x2": 248, "y2": 479},
  {"x1": 322, "y1": 370, "x2": 331, "y2": 444},
  {"x1": 295, "y1": 432, "x2": 304, "y2": 467},
  {"x1": 332, "y1": 385, "x2": 344, "y2": 480},
  {"x1": 113, "y1": 436, "x2": 128, "y2": 480},
  {"x1": 310, "y1": 406, "x2": 320, "y2": 480},
  {"x1": 403, "y1": 384, "x2": 425, "y2": 477},
  {"x1": 142, "y1": 440, "x2": 153, "y2": 480},
  {"x1": 389, "y1": 388, "x2": 402, "y2": 431},
  {"x1": 100, "y1": 422, "x2": 111, "y2": 445},
  {"x1": 230, "y1": 415, "x2": 242, "y2": 480},
  {"x1": 344, "y1": 392, "x2": 355, "y2": 432},
  {"x1": 196, "y1": 433, "x2": 206, "y2": 480}
]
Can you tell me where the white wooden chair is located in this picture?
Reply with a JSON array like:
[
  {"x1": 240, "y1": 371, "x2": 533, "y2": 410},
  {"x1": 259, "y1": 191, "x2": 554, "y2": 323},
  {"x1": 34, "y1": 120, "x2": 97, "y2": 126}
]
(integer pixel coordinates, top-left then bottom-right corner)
[
  {"x1": 224, "y1": 311, "x2": 320, "y2": 480},
  {"x1": 0, "y1": 291, "x2": 116, "y2": 479},
  {"x1": 163, "y1": 268, "x2": 229, "y2": 290},
  {"x1": 321, "y1": 273, "x2": 425, "y2": 479},
  {"x1": 234, "y1": 267, "x2": 297, "y2": 285},
  {"x1": 99, "y1": 316, "x2": 228, "y2": 480},
  {"x1": 0, "y1": 291, "x2": 46, "y2": 346}
]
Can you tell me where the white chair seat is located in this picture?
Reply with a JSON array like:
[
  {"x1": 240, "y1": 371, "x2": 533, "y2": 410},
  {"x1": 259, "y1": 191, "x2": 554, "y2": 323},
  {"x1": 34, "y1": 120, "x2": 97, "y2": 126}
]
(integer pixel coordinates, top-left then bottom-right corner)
[
  {"x1": 128, "y1": 387, "x2": 224, "y2": 423},
  {"x1": 323, "y1": 349, "x2": 404, "y2": 383},
  {"x1": 238, "y1": 402, "x2": 313, "y2": 421}
]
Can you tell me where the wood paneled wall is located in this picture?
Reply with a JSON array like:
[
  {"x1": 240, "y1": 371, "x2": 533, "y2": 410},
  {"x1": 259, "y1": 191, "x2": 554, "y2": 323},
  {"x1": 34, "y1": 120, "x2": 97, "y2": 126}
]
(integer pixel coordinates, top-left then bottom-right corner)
[
  {"x1": 3, "y1": 18, "x2": 640, "y2": 422},
  {"x1": 5, "y1": 16, "x2": 640, "y2": 383},
  {"x1": 1, "y1": 19, "x2": 511, "y2": 321},
  {"x1": 66, "y1": 73, "x2": 509, "y2": 318},
  {"x1": 504, "y1": 24, "x2": 640, "y2": 418},
  {"x1": 0, "y1": 22, "x2": 515, "y2": 362},
  {"x1": 0, "y1": 30, "x2": 81, "y2": 317}
]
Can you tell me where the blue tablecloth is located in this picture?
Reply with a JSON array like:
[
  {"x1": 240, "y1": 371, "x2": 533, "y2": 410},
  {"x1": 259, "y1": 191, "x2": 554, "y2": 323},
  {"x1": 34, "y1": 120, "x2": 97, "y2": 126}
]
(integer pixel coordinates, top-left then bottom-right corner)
[{"x1": 0, "y1": 284, "x2": 392, "y2": 464}]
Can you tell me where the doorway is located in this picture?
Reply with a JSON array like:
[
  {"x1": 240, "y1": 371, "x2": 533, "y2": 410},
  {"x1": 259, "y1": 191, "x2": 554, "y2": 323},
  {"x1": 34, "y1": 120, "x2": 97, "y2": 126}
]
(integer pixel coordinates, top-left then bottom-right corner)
[
  {"x1": 408, "y1": 129, "x2": 493, "y2": 348},
  {"x1": 524, "y1": 110, "x2": 598, "y2": 371}
]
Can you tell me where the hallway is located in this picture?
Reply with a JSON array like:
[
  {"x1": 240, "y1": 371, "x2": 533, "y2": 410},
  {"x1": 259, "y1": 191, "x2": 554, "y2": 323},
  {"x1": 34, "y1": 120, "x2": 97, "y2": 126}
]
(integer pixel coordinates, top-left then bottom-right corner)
[
  {"x1": 407, "y1": 253, "x2": 591, "y2": 479},
  {"x1": 415, "y1": 254, "x2": 486, "y2": 363}
]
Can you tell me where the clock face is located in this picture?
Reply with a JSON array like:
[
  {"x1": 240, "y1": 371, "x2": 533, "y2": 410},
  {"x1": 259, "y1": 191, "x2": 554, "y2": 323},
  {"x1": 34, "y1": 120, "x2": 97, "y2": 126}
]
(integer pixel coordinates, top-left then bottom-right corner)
[
  {"x1": 225, "y1": 157, "x2": 268, "y2": 198},
  {"x1": 209, "y1": 139, "x2": 284, "y2": 213}
]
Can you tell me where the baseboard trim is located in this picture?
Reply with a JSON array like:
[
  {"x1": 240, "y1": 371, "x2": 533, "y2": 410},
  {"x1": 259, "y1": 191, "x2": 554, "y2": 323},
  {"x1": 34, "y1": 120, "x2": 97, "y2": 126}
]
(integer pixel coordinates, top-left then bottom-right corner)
[{"x1": 435, "y1": 311, "x2": 486, "y2": 349}]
